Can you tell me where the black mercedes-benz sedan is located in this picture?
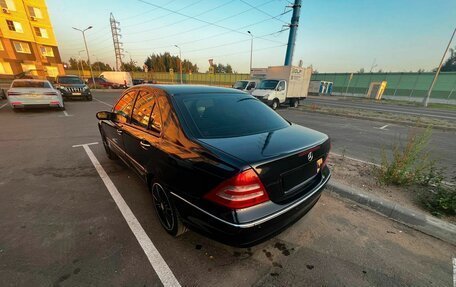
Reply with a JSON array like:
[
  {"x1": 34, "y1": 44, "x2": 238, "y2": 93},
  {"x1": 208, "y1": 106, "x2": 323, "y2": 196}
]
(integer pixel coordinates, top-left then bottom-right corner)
[{"x1": 96, "y1": 85, "x2": 330, "y2": 247}]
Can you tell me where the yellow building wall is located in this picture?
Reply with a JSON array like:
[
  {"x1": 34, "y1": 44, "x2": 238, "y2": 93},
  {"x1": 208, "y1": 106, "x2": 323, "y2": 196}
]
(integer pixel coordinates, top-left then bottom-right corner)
[{"x1": 0, "y1": 0, "x2": 63, "y2": 78}]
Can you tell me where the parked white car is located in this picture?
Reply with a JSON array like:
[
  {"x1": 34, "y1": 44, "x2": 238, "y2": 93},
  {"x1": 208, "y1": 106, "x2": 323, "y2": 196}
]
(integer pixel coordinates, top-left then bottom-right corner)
[
  {"x1": 7, "y1": 79, "x2": 65, "y2": 111},
  {"x1": 232, "y1": 80, "x2": 258, "y2": 94}
]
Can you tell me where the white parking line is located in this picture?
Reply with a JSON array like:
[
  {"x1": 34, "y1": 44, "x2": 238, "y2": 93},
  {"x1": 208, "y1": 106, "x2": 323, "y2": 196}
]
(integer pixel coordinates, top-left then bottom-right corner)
[
  {"x1": 63, "y1": 110, "x2": 73, "y2": 117},
  {"x1": 453, "y1": 257, "x2": 455, "y2": 287},
  {"x1": 93, "y1": 97, "x2": 113, "y2": 107},
  {"x1": 0, "y1": 103, "x2": 8, "y2": 110},
  {"x1": 374, "y1": 124, "x2": 389, "y2": 130},
  {"x1": 74, "y1": 142, "x2": 181, "y2": 287}
]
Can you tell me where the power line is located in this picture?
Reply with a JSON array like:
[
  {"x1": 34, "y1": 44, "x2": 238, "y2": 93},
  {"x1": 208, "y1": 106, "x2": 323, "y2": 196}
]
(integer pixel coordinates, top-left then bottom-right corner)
[
  {"x1": 117, "y1": 0, "x2": 178, "y2": 22},
  {"x1": 126, "y1": 0, "x2": 235, "y2": 36},
  {"x1": 239, "y1": 0, "x2": 289, "y2": 24},
  {"x1": 136, "y1": 0, "x2": 256, "y2": 37},
  {"x1": 122, "y1": 0, "x2": 204, "y2": 29},
  {"x1": 125, "y1": 5, "x2": 289, "y2": 46}
]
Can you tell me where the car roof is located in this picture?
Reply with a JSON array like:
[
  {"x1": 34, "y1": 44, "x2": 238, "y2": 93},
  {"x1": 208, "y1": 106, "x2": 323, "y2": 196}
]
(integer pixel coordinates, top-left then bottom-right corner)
[
  {"x1": 12, "y1": 79, "x2": 50, "y2": 83},
  {"x1": 138, "y1": 84, "x2": 246, "y2": 96}
]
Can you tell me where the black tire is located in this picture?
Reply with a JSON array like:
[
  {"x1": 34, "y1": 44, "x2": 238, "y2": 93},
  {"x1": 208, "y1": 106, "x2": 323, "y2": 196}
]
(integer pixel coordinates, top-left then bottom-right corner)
[
  {"x1": 151, "y1": 182, "x2": 187, "y2": 237},
  {"x1": 59, "y1": 106, "x2": 66, "y2": 111},
  {"x1": 290, "y1": 99, "x2": 299, "y2": 108},
  {"x1": 271, "y1": 99, "x2": 279, "y2": 110},
  {"x1": 86, "y1": 95, "x2": 93, "y2": 101},
  {"x1": 102, "y1": 135, "x2": 118, "y2": 160}
]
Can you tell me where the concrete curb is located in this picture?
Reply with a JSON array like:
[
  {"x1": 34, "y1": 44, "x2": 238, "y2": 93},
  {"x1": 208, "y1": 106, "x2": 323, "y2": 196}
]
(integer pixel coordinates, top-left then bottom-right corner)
[{"x1": 327, "y1": 181, "x2": 456, "y2": 245}]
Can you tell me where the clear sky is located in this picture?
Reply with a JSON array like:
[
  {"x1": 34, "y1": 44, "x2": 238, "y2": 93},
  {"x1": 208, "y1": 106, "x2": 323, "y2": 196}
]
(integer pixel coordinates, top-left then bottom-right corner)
[{"x1": 47, "y1": 0, "x2": 456, "y2": 73}]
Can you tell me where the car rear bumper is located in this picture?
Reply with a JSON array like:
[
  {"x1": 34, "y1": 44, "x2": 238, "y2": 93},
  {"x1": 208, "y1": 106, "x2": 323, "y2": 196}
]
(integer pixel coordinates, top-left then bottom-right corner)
[
  {"x1": 172, "y1": 167, "x2": 330, "y2": 247},
  {"x1": 8, "y1": 96, "x2": 63, "y2": 108}
]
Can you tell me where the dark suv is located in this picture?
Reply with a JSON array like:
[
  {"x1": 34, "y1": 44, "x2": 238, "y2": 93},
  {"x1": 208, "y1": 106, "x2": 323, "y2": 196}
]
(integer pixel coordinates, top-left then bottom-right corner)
[{"x1": 55, "y1": 75, "x2": 92, "y2": 101}]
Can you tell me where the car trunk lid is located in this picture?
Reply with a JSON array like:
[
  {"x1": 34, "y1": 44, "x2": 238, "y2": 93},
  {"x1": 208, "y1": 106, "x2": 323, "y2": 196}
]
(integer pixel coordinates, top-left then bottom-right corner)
[{"x1": 198, "y1": 124, "x2": 330, "y2": 204}]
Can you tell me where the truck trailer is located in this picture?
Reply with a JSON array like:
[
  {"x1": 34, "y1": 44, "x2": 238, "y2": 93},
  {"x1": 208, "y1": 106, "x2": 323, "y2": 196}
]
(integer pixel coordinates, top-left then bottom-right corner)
[{"x1": 251, "y1": 66, "x2": 312, "y2": 109}]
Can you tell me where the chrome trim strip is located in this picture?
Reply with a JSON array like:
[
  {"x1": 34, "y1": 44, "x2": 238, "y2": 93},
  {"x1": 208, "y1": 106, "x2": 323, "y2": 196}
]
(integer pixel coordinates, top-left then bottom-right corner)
[
  {"x1": 251, "y1": 138, "x2": 328, "y2": 168},
  {"x1": 170, "y1": 172, "x2": 330, "y2": 229},
  {"x1": 107, "y1": 138, "x2": 146, "y2": 173}
]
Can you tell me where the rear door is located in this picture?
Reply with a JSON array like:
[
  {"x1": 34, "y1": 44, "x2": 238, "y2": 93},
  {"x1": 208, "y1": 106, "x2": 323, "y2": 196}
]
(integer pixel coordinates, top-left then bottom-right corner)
[
  {"x1": 122, "y1": 88, "x2": 163, "y2": 178},
  {"x1": 102, "y1": 89, "x2": 138, "y2": 157}
]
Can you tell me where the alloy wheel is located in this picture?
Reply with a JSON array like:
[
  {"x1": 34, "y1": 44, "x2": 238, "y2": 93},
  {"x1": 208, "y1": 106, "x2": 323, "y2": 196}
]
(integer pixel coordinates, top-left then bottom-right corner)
[{"x1": 152, "y1": 183, "x2": 175, "y2": 231}]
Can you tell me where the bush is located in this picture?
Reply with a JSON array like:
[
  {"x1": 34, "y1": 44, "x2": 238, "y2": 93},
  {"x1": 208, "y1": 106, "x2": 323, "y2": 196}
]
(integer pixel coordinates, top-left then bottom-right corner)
[
  {"x1": 378, "y1": 127, "x2": 432, "y2": 185},
  {"x1": 419, "y1": 185, "x2": 456, "y2": 216}
]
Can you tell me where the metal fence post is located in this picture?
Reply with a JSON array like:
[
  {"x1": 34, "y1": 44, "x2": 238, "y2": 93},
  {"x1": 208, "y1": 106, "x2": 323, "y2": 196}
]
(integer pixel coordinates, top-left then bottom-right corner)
[
  {"x1": 409, "y1": 73, "x2": 420, "y2": 100},
  {"x1": 393, "y1": 73, "x2": 403, "y2": 97}
]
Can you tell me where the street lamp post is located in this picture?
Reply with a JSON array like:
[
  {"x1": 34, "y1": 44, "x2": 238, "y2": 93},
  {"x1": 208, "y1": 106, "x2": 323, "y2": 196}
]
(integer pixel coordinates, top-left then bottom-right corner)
[
  {"x1": 174, "y1": 45, "x2": 183, "y2": 84},
  {"x1": 77, "y1": 49, "x2": 85, "y2": 78},
  {"x1": 93, "y1": 55, "x2": 101, "y2": 76},
  {"x1": 423, "y1": 27, "x2": 456, "y2": 107},
  {"x1": 247, "y1": 31, "x2": 253, "y2": 73},
  {"x1": 73, "y1": 26, "x2": 96, "y2": 89}
]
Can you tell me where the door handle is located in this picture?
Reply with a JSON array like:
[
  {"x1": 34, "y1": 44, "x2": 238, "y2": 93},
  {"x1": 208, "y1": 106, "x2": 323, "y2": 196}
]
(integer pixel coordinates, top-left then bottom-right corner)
[
  {"x1": 117, "y1": 129, "x2": 123, "y2": 135},
  {"x1": 140, "y1": 140, "x2": 151, "y2": 149}
]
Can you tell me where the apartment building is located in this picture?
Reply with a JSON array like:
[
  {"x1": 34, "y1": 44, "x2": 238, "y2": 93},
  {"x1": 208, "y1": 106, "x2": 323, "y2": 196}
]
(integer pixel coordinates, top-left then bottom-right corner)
[{"x1": 0, "y1": 0, "x2": 64, "y2": 79}]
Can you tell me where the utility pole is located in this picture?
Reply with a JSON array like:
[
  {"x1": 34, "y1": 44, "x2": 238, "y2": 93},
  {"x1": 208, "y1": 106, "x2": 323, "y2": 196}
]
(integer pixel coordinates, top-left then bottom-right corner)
[
  {"x1": 247, "y1": 31, "x2": 253, "y2": 73},
  {"x1": 73, "y1": 26, "x2": 96, "y2": 88},
  {"x1": 174, "y1": 45, "x2": 183, "y2": 84},
  {"x1": 423, "y1": 27, "x2": 456, "y2": 107},
  {"x1": 110, "y1": 13, "x2": 123, "y2": 71},
  {"x1": 284, "y1": 0, "x2": 302, "y2": 66},
  {"x1": 77, "y1": 49, "x2": 85, "y2": 78}
]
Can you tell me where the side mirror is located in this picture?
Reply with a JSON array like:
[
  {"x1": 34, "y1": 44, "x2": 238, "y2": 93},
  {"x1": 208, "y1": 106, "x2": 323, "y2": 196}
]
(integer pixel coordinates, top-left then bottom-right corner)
[{"x1": 96, "y1": 111, "x2": 115, "y2": 121}]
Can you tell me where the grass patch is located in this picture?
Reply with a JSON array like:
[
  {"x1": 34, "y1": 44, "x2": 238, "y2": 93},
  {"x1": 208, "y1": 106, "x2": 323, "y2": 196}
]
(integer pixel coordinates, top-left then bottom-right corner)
[{"x1": 376, "y1": 127, "x2": 455, "y2": 216}]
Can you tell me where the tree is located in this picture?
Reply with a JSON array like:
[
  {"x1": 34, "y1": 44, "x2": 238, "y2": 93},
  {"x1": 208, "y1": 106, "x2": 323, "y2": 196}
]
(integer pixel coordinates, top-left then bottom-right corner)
[
  {"x1": 121, "y1": 60, "x2": 142, "y2": 72},
  {"x1": 92, "y1": 61, "x2": 113, "y2": 71},
  {"x1": 144, "y1": 52, "x2": 198, "y2": 73},
  {"x1": 357, "y1": 68, "x2": 365, "y2": 73},
  {"x1": 441, "y1": 47, "x2": 456, "y2": 72},
  {"x1": 215, "y1": 63, "x2": 233, "y2": 73}
]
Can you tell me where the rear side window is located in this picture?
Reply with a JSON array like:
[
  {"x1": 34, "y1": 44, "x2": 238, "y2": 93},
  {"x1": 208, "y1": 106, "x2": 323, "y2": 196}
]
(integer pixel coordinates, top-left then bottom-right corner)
[
  {"x1": 131, "y1": 90, "x2": 162, "y2": 133},
  {"x1": 113, "y1": 90, "x2": 137, "y2": 123},
  {"x1": 175, "y1": 94, "x2": 290, "y2": 138},
  {"x1": 131, "y1": 90, "x2": 154, "y2": 128}
]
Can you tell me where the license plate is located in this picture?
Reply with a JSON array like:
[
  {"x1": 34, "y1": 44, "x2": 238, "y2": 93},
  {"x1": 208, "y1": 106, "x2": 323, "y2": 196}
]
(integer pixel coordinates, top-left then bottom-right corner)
[{"x1": 72, "y1": 92, "x2": 81, "y2": 95}]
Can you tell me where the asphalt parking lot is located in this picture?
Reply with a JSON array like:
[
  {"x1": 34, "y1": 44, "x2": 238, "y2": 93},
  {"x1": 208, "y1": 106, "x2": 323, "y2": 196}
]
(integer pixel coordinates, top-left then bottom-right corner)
[{"x1": 0, "y1": 91, "x2": 455, "y2": 287}]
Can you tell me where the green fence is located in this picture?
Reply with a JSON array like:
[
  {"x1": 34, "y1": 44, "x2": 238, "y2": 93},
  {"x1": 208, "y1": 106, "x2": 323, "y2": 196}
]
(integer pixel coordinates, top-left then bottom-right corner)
[
  {"x1": 65, "y1": 69, "x2": 456, "y2": 102},
  {"x1": 66, "y1": 70, "x2": 250, "y2": 87},
  {"x1": 311, "y1": 72, "x2": 456, "y2": 101}
]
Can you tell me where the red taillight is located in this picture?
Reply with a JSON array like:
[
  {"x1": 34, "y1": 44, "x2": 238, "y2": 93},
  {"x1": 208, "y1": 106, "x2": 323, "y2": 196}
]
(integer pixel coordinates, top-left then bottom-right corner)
[
  {"x1": 10, "y1": 101, "x2": 22, "y2": 105},
  {"x1": 204, "y1": 168, "x2": 269, "y2": 209},
  {"x1": 7, "y1": 92, "x2": 22, "y2": 96},
  {"x1": 50, "y1": 101, "x2": 60, "y2": 104}
]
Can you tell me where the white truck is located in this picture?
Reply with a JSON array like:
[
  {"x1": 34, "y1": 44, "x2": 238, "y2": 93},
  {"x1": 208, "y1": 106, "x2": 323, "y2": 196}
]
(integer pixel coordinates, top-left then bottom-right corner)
[
  {"x1": 251, "y1": 66, "x2": 312, "y2": 109},
  {"x1": 99, "y1": 71, "x2": 133, "y2": 88}
]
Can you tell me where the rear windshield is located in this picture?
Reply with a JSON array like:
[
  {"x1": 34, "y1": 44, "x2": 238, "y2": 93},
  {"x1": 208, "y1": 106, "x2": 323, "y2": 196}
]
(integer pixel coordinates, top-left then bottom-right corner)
[
  {"x1": 58, "y1": 77, "x2": 84, "y2": 84},
  {"x1": 175, "y1": 93, "x2": 290, "y2": 138},
  {"x1": 12, "y1": 81, "x2": 51, "y2": 88}
]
